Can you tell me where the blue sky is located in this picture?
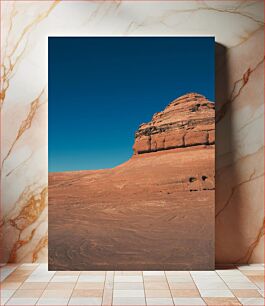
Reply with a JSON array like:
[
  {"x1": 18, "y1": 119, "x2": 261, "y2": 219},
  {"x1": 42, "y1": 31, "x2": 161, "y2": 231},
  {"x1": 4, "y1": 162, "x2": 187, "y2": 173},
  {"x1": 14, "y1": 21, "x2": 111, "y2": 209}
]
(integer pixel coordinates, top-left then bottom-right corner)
[{"x1": 48, "y1": 37, "x2": 214, "y2": 172}]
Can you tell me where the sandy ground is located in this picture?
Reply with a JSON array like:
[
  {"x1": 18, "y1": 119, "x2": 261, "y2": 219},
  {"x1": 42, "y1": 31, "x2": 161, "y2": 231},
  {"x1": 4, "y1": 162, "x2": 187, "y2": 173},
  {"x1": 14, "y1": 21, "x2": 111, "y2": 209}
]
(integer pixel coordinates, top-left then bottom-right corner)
[{"x1": 48, "y1": 145, "x2": 215, "y2": 270}]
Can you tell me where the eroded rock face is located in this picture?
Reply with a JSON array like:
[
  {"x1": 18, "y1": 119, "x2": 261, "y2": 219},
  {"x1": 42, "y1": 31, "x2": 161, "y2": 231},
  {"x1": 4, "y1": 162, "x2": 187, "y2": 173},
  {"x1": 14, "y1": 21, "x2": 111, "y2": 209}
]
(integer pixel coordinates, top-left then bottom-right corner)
[{"x1": 133, "y1": 93, "x2": 215, "y2": 154}]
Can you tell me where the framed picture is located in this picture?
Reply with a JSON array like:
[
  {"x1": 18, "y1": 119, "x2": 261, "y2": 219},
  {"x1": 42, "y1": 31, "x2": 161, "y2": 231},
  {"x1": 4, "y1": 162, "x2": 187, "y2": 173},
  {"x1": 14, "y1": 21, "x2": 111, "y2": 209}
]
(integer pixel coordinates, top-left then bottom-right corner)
[{"x1": 48, "y1": 37, "x2": 215, "y2": 270}]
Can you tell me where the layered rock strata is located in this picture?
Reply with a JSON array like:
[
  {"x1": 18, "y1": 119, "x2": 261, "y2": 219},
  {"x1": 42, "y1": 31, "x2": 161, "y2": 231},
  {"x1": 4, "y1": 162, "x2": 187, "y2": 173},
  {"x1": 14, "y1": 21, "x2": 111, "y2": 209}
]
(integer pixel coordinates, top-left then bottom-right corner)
[{"x1": 133, "y1": 93, "x2": 215, "y2": 154}]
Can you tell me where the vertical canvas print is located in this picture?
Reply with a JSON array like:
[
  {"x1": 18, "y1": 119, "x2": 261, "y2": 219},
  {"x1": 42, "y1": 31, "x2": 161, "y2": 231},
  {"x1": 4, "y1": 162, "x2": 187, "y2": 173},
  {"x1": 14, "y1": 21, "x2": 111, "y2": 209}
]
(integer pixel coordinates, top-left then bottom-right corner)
[{"x1": 48, "y1": 37, "x2": 215, "y2": 270}]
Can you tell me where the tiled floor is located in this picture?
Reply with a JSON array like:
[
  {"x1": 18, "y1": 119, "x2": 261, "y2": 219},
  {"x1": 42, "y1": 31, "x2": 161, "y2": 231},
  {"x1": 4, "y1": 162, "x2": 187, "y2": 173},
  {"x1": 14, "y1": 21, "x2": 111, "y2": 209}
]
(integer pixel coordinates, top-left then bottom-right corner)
[{"x1": 0, "y1": 264, "x2": 264, "y2": 305}]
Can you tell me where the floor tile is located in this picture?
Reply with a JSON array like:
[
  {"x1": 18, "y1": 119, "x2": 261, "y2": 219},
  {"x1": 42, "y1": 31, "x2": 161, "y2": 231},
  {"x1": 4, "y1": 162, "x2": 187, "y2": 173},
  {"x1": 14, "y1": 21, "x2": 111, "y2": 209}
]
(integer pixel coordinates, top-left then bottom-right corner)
[
  {"x1": 19, "y1": 282, "x2": 48, "y2": 290},
  {"x1": 38, "y1": 264, "x2": 49, "y2": 269},
  {"x1": 29, "y1": 271, "x2": 55, "y2": 278},
  {"x1": 71, "y1": 289, "x2": 103, "y2": 297},
  {"x1": 144, "y1": 276, "x2": 167, "y2": 282},
  {"x1": 102, "y1": 288, "x2": 112, "y2": 306},
  {"x1": 12, "y1": 289, "x2": 43, "y2": 298},
  {"x1": 115, "y1": 271, "x2": 142, "y2": 276},
  {"x1": 1, "y1": 297, "x2": 10, "y2": 305},
  {"x1": 0, "y1": 266, "x2": 19, "y2": 282},
  {"x1": 232, "y1": 289, "x2": 262, "y2": 298},
  {"x1": 167, "y1": 276, "x2": 193, "y2": 283},
  {"x1": 3, "y1": 275, "x2": 28, "y2": 283},
  {"x1": 247, "y1": 275, "x2": 264, "y2": 283},
  {"x1": 40, "y1": 289, "x2": 72, "y2": 298},
  {"x1": 191, "y1": 271, "x2": 217, "y2": 277},
  {"x1": 173, "y1": 297, "x2": 206, "y2": 305},
  {"x1": 50, "y1": 275, "x2": 78, "y2": 282},
  {"x1": 9, "y1": 270, "x2": 32, "y2": 276},
  {"x1": 6, "y1": 297, "x2": 38, "y2": 305},
  {"x1": 45, "y1": 282, "x2": 76, "y2": 290},
  {"x1": 113, "y1": 289, "x2": 145, "y2": 297},
  {"x1": 220, "y1": 275, "x2": 251, "y2": 282},
  {"x1": 0, "y1": 289, "x2": 15, "y2": 299},
  {"x1": 255, "y1": 282, "x2": 264, "y2": 290},
  {"x1": 1, "y1": 263, "x2": 263, "y2": 306},
  {"x1": 81, "y1": 271, "x2": 106, "y2": 275},
  {"x1": 170, "y1": 289, "x2": 200, "y2": 297},
  {"x1": 226, "y1": 282, "x2": 258, "y2": 289},
  {"x1": 105, "y1": 271, "x2": 115, "y2": 278},
  {"x1": 75, "y1": 282, "x2": 104, "y2": 290},
  {"x1": 199, "y1": 289, "x2": 234, "y2": 297},
  {"x1": 30, "y1": 269, "x2": 54, "y2": 276},
  {"x1": 192, "y1": 275, "x2": 223, "y2": 281},
  {"x1": 237, "y1": 264, "x2": 264, "y2": 271},
  {"x1": 25, "y1": 276, "x2": 54, "y2": 283},
  {"x1": 165, "y1": 271, "x2": 190, "y2": 276},
  {"x1": 0, "y1": 289, "x2": 15, "y2": 304},
  {"x1": 78, "y1": 275, "x2": 105, "y2": 282},
  {"x1": 0, "y1": 282, "x2": 22, "y2": 290},
  {"x1": 258, "y1": 290, "x2": 264, "y2": 297},
  {"x1": 146, "y1": 297, "x2": 174, "y2": 305},
  {"x1": 105, "y1": 272, "x2": 114, "y2": 290},
  {"x1": 112, "y1": 296, "x2": 146, "y2": 305},
  {"x1": 194, "y1": 281, "x2": 228, "y2": 290},
  {"x1": 238, "y1": 297, "x2": 265, "y2": 305},
  {"x1": 193, "y1": 276, "x2": 226, "y2": 282},
  {"x1": 19, "y1": 264, "x2": 38, "y2": 270},
  {"x1": 104, "y1": 281, "x2": 114, "y2": 290},
  {"x1": 143, "y1": 271, "x2": 165, "y2": 276},
  {"x1": 36, "y1": 298, "x2": 69, "y2": 305},
  {"x1": 216, "y1": 269, "x2": 243, "y2": 276},
  {"x1": 144, "y1": 282, "x2": 169, "y2": 290},
  {"x1": 55, "y1": 271, "x2": 80, "y2": 276},
  {"x1": 114, "y1": 275, "x2": 143, "y2": 283},
  {"x1": 203, "y1": 297, "x2": 241, "y2": 305},
  {"x1": 241, "y1": 270, "x2": 264, "y2": 276},
  {"x1": 145, "y1": 290, "x2": 172, "y2": 298},
  {"x1": 216, "y1": 269, "x2": 245, "y2": 276},
  {"x1": 68, "y1": 297, "x2": 102, "y2": 305},
  {"x1": 114, "y1": 282, "x2": 144, "y2": 290},
  {"x1": 169, "y1": 282, "x2": 197, "y2": 289}
]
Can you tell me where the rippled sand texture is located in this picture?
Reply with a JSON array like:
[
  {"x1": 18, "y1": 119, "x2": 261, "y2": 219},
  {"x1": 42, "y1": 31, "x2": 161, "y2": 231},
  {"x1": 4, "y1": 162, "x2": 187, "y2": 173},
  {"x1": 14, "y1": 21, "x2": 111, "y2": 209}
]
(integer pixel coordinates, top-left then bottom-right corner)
[{"x1": 48, "y1": 145, "x2": 215, "y2": 271}]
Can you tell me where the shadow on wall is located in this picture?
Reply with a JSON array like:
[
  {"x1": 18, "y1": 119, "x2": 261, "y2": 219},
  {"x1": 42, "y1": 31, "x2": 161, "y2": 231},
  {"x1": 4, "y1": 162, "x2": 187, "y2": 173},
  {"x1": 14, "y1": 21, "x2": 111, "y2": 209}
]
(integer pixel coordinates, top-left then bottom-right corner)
[{"x1": 215, "y1": 43, "x2": 241, "y2": 264}]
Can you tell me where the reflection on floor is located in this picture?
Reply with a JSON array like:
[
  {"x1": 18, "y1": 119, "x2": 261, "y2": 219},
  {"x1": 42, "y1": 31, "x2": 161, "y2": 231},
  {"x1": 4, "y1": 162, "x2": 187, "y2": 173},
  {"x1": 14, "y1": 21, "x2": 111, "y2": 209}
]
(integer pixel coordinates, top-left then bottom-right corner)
[{"x1": 0, "y1": 264, "x2": 264, "y2": 305}]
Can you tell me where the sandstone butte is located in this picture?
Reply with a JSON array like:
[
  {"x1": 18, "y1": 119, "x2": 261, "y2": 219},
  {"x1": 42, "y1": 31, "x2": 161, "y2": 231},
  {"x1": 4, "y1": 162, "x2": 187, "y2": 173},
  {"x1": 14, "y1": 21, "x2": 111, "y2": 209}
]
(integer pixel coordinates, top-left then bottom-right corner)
[
  {"x1": 49, "y1": 93, "x2": 215, "y2": 271},
  {"x1": 133, "y1": 92, "x2": 215, "y2": 154}
]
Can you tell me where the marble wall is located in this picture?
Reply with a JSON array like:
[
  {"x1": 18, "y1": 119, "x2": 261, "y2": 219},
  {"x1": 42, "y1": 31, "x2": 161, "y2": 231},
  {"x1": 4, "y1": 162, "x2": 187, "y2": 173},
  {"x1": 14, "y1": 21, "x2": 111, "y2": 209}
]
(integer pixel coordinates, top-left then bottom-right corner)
[{"x1": 1, "y1": 0, "x2": 264, "y2": 264}]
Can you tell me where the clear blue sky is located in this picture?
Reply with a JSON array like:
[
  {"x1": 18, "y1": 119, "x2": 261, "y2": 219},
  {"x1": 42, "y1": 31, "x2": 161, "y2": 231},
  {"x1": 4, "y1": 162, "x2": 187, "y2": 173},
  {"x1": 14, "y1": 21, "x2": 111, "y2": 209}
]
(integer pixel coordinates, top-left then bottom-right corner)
[{"x1": 48, "y1": 37, "x2": 214, "y2": 172}]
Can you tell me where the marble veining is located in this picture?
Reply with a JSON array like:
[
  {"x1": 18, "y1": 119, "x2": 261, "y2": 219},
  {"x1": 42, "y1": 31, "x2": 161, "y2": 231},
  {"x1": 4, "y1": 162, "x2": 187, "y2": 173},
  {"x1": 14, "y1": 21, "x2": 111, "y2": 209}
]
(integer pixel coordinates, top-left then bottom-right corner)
[{"x1": 0, "y1": 0, "x2": 264, "y2": 263}]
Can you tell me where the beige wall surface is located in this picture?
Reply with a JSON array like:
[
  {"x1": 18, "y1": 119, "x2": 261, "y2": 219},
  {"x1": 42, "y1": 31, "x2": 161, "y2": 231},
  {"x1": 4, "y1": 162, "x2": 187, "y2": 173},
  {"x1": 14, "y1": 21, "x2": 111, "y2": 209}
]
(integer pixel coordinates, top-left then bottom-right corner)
[{"x1": 0, "y1": 0, "x2": 264, "y2": 264}]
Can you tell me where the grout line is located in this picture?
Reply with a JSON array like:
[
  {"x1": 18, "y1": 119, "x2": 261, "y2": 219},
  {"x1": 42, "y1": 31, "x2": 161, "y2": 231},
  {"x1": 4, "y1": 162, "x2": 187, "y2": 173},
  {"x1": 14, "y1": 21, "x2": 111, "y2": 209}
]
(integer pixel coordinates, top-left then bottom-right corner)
[
  {"x1": 112, "y1": 271, "x2": 117, "y2": 306},
  {"x1": 101, "y1": 270, "x2": 107, "y2": 306},
  {"x1": 67, "y1": 271, "x2": 81, "y2": 305},
  {"x1": 142, "y1": 270, "x2": 147, "y2": 306},
  {"x1": 33, "y1": 264, "x2": 48, "y2": 303},
  {"x1": 110, "y1": 271, "x2": 114, "y2": 306},
  {"x1": 165, "y1": 270, "x2": 175, "y2": 305},
  {"x1": 65, "y1": 285, "x2": 74, "y2": 306}
]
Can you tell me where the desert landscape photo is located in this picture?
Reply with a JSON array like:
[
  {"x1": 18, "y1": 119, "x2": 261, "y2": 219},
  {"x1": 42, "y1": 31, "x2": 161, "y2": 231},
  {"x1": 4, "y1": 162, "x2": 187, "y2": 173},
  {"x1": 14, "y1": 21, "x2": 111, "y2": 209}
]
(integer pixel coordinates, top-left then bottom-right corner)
[{"x1": 48, "y1": 37, "x2": 215, "y2": 270}]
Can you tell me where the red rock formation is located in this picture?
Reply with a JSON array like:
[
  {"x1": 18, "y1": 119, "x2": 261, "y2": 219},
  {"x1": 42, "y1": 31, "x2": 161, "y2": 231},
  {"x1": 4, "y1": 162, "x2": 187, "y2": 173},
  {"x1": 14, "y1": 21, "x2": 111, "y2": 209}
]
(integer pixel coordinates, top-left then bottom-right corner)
[{"x1": 133, "y1": 93, "x2": 215, "y2": 154}]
